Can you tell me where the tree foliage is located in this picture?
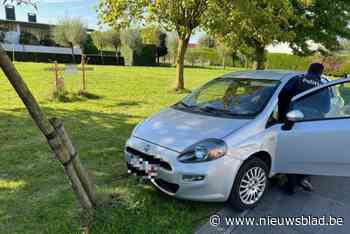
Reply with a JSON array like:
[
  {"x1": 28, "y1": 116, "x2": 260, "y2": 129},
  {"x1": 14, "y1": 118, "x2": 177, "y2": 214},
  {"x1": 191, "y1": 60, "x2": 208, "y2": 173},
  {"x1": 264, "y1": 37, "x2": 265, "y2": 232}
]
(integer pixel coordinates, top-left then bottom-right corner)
[
  {"x1": 206, "y1": 0, "x2": 297, "y2": 69},
  {"x1": 98, "y1": 0, "x2": 212, "y2": 90},
  {"x1": 54, "y1": 18, "x2": 87, "y2": 48},
  {"x1": 53, "y1": 18, "x2": 87, "y2": 62},
  {"x1": 140, "y1": 26, "x2": 168, "y2": 63},
  {"x1": 206, "y1": 0, "x2": 350, "y2": 69},
  {"x1": 91, "y1": 31, "x2": 108, "y2": 51},
  {"x1": 105, "y1": 30, "x2": 122, "y2": 52},
  {"x1": 289, "y1": 0, "x2": 350, "y2": 55},
  {"x1": 166, "y1": 32, "x2": 178, "y2": 64},
  {"x1": 198, "y1": 34, "x2": 216, "y2": 48},
  {"x1": 120, "y1": 28, "x2": 143, "y2": 51}
]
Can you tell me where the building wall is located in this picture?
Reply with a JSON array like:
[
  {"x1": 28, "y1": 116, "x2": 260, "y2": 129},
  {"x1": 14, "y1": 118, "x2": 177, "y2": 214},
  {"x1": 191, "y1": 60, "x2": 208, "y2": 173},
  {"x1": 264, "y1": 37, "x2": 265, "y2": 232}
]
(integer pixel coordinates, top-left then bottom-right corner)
[
  {"x1": 0, "y1": 20, "x2": 54, "y2": 46},
  {"x1": 1, "y1": 43, "x2": 82, "y2": 55}
]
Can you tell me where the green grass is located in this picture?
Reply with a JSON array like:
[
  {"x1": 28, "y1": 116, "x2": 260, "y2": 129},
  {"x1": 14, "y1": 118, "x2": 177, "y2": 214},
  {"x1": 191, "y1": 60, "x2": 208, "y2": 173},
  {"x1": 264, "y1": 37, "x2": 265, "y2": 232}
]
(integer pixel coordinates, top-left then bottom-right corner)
[{"x1": 0, "y1": 62, "x2": 244, "y2": 234}]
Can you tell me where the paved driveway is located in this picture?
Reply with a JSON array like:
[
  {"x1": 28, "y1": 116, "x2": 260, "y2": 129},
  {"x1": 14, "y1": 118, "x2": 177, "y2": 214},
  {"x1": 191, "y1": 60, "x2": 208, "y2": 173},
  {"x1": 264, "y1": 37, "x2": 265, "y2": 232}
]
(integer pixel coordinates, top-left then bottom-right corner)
[{"x1": 196, "y1": 176, "x2": 350, "y2": 234}]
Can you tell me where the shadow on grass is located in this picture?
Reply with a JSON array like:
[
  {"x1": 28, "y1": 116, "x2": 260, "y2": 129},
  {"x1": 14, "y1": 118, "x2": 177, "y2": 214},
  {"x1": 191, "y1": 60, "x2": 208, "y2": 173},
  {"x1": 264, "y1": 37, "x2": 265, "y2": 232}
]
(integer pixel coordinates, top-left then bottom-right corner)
[
  {"x1": 115, "y1": 101, "x2": 147, "y2": 107},
  {"x1": 0, "y1": 107, "x2": 221, "y2": 233},
  {"x1": 78, "y1": 90, "x2": 103, "y2": 100}
]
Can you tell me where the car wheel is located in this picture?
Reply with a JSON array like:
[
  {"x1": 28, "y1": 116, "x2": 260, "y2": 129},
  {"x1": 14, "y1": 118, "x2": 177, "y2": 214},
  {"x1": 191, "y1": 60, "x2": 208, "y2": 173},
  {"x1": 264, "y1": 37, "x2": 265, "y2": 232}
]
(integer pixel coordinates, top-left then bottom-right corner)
[{"x1": 228, "y1": 157, "x2": 269, "y2": 211}]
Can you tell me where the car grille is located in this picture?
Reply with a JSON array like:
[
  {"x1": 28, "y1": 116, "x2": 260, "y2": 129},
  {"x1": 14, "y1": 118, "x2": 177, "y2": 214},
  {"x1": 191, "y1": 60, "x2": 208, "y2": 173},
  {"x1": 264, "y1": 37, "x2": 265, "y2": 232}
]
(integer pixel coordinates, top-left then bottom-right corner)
[
  {"x1": 126, "y1": 147, "x2": 172, "y2": 171},
  {"x1": 153, "y1": 178, "x2": 179, "y2": 194}
]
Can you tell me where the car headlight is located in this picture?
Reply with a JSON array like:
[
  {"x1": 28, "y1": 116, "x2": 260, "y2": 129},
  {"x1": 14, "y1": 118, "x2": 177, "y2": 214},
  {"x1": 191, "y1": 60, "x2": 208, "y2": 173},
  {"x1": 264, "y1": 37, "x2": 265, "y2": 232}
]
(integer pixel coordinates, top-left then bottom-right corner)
[{"x1": 178, "y1": 139, "x2": 227, "y2": 163}]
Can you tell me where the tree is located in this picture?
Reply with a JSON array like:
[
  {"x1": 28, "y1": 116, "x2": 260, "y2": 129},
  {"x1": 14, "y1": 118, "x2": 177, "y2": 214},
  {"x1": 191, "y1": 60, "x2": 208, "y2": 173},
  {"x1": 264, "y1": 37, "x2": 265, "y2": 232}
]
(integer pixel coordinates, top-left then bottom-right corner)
[
  {"x1": 91, "y1": 31, "x2": 108, "y2": 64},
  {"x1": 83, "y1": 34, "x2": 99, "y2": 55},
  {"x1": 198, "y1": 34, "x2": 216, "y2": 49},
  {"x1": 157, "y1": 32, "x2": 168, "y2": 64},
  {"x1": 140, "y1": 26, "x2": 162, "y2": 45},
  {"x1": 98, "y1": 0, "x2": 211, "y2": 91},
  {"x1": 120, "y1": 28, "x2": 143, "y2": 51},
  {"x1": 166, "y1": 32, "x2": 178, "y2": 65},
  {"x1": 105, "y1": 30, "x2": 121, "y2": 54},
  {"x1": 1, "y1": 0, "x2": 96, "y2": 211},
  {"x1": 206, "y1": 0, "x2": 297, "y2": 70},
  {"x1": 53, "y1": 18, "x2": 87, "y2": 63},
  {"x1": 289, "y1": 0, "x2": 350, "y2": 56},
  {"x1": 140, "y1": 26, "x2": 168, "y2": 64},
  {"x1": 216, "y1": 41, "x2": 232, "y2": 69},
  {"x1": 207, "y1": 0, "x2": 350, "y2": 69}
]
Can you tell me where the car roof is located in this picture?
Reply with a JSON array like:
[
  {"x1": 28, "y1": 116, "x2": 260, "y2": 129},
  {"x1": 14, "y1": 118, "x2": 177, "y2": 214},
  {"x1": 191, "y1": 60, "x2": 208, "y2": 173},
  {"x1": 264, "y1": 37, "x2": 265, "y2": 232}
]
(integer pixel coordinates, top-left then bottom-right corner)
[{"x1": 221, "y1": 70, "x2": 303, "y2": 81}]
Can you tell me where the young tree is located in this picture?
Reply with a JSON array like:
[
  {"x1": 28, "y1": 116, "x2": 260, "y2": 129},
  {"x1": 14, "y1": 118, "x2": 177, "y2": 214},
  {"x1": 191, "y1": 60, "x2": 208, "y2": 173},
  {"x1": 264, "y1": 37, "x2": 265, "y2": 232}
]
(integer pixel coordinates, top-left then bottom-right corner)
[
  {"x1": 216, "y1": 41, "x2": 232, "y2": 69},
  {"x1": 91, "y1": 31, "x2": 108, "y2": 64},
  {"x1": 166, "y1": 32, "x2": 179, "y2": 65},
  {"x1": 53, "y1": 18, "x2": 87, "y2": 63},
  {"x1": 140, "y1": 26, "x2": 168, "y2": 64},
  {"x1": 198, "y1": 34, "x2": 216, "y2": 49},
  {"x1": 1, "y1": 0, "x2": 96, "y2": 210},
  {"x1": 120, "y1": 28, "x2": 143, "y2": 51},
  {"x1": 98, "y1": 0, "x2": 211, "y2": 91},
  {"x1": 105, "y1": 30, "x2": 121, "y2": 54}
]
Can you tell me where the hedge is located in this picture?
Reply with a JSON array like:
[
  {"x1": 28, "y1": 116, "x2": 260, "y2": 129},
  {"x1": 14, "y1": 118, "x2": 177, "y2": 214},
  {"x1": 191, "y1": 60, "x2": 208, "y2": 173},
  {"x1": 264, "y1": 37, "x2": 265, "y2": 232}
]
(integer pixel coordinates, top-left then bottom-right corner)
[
  {"x1": 121, "y1": 44, "x2": 157, "y2": 66},
  {"x1": 266, "y1": 53, "x2": 313, "y2": 71},
  {"x1": 185, "y1": 48, "x2": 234, "y2": 67},
  {"x1": 7, "y1": 51, "x2": 125, "y2": 65}
]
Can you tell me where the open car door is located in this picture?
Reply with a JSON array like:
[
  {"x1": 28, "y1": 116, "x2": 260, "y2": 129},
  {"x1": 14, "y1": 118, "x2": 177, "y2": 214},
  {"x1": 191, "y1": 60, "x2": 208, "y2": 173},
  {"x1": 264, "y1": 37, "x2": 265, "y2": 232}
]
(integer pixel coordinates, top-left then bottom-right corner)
[{"x1": 274, "y1": 78, "x2": 350, "y2": 177}]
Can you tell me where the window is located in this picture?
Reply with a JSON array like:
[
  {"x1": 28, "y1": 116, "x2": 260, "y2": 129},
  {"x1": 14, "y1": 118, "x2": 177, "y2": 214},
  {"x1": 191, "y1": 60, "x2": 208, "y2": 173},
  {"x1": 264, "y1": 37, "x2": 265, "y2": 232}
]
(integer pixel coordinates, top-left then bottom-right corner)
[
  {"x1": 291, "y1": 82, "x2": 350, "y2": 121},
  {"x1": 178, "y1": 78, "x2": 280, "y2": 117}
]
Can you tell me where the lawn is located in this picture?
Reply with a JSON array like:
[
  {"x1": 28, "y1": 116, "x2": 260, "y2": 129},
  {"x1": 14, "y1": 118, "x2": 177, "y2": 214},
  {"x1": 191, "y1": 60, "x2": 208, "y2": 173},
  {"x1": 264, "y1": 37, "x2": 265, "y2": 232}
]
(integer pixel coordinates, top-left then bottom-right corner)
[{"x1": 0, "y1": 62, "x2": 244, "y2": 234}]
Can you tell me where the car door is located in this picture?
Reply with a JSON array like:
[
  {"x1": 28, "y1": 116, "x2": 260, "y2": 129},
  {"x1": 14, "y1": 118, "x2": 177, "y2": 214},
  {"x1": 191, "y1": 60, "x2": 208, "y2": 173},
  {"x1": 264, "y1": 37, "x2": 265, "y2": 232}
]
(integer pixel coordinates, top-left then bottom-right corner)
[{"x1": 274, "y1": 78, "x2": 350, "y2": 177}]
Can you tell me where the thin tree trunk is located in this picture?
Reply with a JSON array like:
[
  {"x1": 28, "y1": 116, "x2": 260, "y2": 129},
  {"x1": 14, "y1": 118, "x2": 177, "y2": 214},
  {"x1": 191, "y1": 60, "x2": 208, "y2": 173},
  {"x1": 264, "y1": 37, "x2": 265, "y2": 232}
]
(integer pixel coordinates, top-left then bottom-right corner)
[
  {"x1": 0, "y1": 44, "x2": 96, "y2": 210},
  {"x1": 175, "y1": 34, "x2": 190, "y2": 91},
  {"x1": 255, "y1": 44, "x2": 266, "y2": 70},
  {"x1": 100, "y1": 50, "x2": 104, "y2": 65},
  {"x1": 71, "y1": 46, "x2": 76, "y2": 64}
]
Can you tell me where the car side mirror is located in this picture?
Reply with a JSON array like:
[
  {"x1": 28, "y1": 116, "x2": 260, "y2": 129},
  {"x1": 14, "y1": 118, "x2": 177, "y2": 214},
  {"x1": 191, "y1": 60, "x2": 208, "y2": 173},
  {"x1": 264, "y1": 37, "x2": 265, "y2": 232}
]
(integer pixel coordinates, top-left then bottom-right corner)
[
  {"x1": 286, "y1": 110, "x2": 304, "y2": 122},
  {"x1": 282, "y1": 110, "x2": 304, "y2": 131}
]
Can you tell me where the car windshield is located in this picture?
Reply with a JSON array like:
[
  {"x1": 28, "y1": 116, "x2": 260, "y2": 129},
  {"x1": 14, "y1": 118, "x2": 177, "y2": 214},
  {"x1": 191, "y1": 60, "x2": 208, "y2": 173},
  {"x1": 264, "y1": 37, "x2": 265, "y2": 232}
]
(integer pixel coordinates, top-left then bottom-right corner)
[{"x1": 177, "y1": 78, "x2": 280, "y2": 117}]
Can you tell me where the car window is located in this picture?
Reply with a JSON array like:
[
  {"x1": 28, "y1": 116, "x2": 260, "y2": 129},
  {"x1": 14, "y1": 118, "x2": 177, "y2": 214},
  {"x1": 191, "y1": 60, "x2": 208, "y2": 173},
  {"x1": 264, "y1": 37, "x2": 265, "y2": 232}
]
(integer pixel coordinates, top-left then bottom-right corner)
[
  {"x1": 179, "y1": 78, "x2": 280, "y2": 117},
  {"x1": 291, "y1": 82, "x2": 350, "y2": 121}
]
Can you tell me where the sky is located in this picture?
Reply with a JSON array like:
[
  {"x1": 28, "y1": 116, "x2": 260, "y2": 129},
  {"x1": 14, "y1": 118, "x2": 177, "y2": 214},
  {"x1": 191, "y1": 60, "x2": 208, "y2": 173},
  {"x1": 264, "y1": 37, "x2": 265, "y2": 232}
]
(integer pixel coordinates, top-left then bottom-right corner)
[
  {"x1": 0, "y1": 0, "x2": 290, "y2": 53},
  {"x1": 0, "y1": 0, "x2": 211, "y2": 43},
  {"x1": 0, "y1": 0, "x2": 99, "y2": 29}
]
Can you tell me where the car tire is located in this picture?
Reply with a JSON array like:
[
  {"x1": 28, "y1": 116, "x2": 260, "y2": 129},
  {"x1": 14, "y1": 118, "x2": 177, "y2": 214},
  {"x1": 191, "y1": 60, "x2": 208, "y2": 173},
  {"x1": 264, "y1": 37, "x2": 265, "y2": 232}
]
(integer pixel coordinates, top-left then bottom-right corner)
[{"x1": 228, "y1": 157, "x2": 269, "y2": 211}]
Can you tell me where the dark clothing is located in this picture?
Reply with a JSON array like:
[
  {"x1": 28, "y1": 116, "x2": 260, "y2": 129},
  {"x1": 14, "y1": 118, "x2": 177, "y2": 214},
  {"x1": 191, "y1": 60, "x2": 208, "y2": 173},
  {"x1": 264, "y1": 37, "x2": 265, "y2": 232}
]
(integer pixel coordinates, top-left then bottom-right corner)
[
  {"x1": 285, "y1": 174, "x2": 308, "y2": 194},
  {"x1": 278, "y1": 72, "x2": 330, "y2": 193},
  {"x1": 278, "y1": 72, "x2": 330, "y2": 121}
]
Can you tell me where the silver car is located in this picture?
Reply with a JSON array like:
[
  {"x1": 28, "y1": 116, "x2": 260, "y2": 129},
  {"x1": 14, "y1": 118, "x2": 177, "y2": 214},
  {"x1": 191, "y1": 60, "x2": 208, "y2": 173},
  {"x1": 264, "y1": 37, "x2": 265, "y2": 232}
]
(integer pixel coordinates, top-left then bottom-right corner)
[{"x1": 125, "y1": 70, "x2": 350, "y2": 210}]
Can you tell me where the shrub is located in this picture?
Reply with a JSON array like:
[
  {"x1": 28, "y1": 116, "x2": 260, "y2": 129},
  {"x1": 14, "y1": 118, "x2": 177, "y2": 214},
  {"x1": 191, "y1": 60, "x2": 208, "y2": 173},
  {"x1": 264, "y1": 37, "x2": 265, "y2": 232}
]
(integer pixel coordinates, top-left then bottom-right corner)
[
  {"x1": 122, "y1": 44, "x2": 157, "y2": 66},
  {"x1": 185, "y1": 48, "x2": 222, "y2": 66},
  {"x1": 52, "y1": 90, "x2": 81, "y2": 103},
  {"x1": 266, "y1": 53, "x2": 313, "y2": 71}
]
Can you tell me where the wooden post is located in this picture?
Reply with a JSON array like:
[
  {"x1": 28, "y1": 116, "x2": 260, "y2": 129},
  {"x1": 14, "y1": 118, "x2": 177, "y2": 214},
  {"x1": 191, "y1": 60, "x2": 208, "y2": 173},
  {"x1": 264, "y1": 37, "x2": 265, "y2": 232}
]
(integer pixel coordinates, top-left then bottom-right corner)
[
  {"x1": 50, "y1": 118, "x2": 96, "y2": 205},
  {"x1": 54, "y1": 61, "x2": 58, "y2": 91},
  {"x1": 82, "y1": 55, "x2": 86, "y2": 91},
  {"x1": 0, "y1": 44, "x2": 96, "y2": 210}
]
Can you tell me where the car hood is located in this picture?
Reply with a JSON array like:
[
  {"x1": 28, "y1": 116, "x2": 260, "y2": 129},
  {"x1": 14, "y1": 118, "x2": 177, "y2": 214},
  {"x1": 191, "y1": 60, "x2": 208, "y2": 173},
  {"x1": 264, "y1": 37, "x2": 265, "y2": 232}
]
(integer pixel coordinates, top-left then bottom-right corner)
[{"x1": 133, "y1": 107, "x2": 251, "y2": 152}]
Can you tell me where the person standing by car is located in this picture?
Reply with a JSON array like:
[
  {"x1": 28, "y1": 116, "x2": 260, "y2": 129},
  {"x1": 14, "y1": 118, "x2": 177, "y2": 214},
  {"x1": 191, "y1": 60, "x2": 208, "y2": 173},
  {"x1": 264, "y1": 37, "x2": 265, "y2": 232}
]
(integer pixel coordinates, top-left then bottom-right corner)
[{"x1": 278, "y1": 63, "x2": 331, "y2": 194}]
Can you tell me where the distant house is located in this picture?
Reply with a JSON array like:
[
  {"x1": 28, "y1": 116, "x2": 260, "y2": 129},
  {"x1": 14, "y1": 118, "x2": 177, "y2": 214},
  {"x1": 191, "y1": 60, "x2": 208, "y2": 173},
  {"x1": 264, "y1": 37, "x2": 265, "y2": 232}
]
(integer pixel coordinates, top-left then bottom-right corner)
[
  {"x1": 188, "y1": 43, "x2": 198, "y2": 49},
  {"x1": 0, "y1": 5, "x2": 93, "y2": 56}
]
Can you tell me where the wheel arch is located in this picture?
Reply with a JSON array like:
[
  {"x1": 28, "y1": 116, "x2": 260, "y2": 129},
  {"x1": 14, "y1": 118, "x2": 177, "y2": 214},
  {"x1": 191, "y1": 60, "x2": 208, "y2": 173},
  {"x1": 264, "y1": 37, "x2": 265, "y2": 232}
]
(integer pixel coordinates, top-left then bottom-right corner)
[{"x1": 246, "y1": 151, "x2": 272, "y2": 174}]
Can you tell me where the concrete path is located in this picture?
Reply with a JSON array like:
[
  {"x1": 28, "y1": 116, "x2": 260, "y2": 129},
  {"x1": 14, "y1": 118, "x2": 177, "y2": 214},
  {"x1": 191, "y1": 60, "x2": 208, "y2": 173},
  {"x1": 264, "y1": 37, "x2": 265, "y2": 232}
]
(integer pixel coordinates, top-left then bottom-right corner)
[{"x1": 196, "y1": 176, "x2": 350, "y2": 234}]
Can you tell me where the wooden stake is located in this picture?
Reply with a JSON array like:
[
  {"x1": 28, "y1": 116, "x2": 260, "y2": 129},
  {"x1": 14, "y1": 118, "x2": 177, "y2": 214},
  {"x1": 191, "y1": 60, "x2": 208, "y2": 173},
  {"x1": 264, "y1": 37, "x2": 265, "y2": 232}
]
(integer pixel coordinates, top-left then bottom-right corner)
[
  {"x1": 0, "y1": 44, "x2": 96, "y2": 210},
  {"x1": 82, "y1": 55, "x2": 86, "y2": 91},
  {"x1": 54, "y1": 61, "x2": 58, "y2": 91}
]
